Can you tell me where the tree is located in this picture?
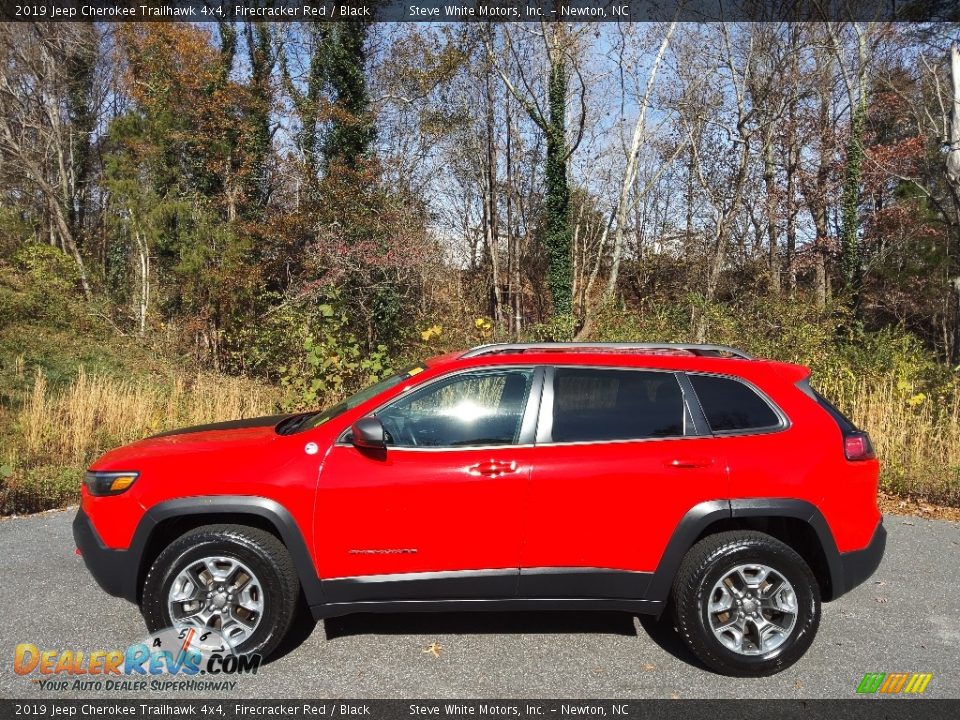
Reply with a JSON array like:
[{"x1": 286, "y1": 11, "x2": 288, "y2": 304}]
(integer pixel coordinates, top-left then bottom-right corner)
[
  {"x1": 830, "y1": 22, "x2": 872, "y2": 302},
  {"x1": 0, "y1": 24, "x2": 100, "y2": 297},
  {"x1": 604, "y1": 21, "x2": 677, "y2": 303},
  {"x1": 323, "y1": 21, "x2": 375, "y2": 169},
  {"x1": 279, "y1": 25, "x2": 330, "y2": 190},
  {"x1": 944, "y1": 45, "x2": 960, "y2": 363},
  {"x1": 486, "y1": 23, "x2": 588, "y2": 323}
]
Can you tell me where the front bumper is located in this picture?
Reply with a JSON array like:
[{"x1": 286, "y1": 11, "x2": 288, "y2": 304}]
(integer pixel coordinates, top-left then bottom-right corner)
[
  {"x1": 835, "y1": 519, "x2": 886, "y2": 598},
  {"x1": 73, "y1": 508, "x2": 139, "y2": 603}
]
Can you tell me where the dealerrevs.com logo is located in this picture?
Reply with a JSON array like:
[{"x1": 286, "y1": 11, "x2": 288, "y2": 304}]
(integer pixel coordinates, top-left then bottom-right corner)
[
  {"x1": 14, "y1": 627, "x2": 261, "y2": 692},
  {"x1": 856, "y1": 672, "x2": 934, "y2": 695}
]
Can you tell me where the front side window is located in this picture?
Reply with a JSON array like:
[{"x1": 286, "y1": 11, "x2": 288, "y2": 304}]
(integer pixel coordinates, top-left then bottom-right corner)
[
  {"x1": 549, "y1": 368, "x2": 687, "y2": 443},
  {"x1": 688, "y1": 374, "x2": 782, "y2": 433},
  {"x1": 378, "y1": 369, "x2": 534, "y2": 447}
]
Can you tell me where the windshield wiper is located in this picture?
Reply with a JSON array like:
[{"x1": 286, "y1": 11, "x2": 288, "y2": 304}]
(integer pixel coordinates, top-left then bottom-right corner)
[{"x1": 274, "y1": 412, "x2": 319, "y2": 436}]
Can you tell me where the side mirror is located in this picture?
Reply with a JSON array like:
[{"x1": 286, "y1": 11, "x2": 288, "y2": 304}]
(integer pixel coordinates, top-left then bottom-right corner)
[{"x1": 350, "y1": 417, "x2": 386, "y2": 450}]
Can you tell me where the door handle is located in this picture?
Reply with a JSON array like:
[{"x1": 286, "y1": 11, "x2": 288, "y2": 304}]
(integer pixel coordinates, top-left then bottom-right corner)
[
  {"x1": 468, "y1": 460, "x2": 519, "y2": 477},
  {"x1": 666, "y1": 458, "x2": 712, "y2": 469}
]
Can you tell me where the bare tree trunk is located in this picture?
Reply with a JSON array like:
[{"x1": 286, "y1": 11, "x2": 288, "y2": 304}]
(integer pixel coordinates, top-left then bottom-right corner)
[
  {"x1": 136, "y1": 231, "x2": 149, "y2": 336},
  {"x1": 803, "y1": 31, "x2": 836, "y2": 312},
  {"x1": 762, "y1": 126, "x2": 781, "y2": 294},
  {"x1": 946, "y1": 45, "x2": 960, "y2": 363},
  {"x1": 505, "y1": 82, "x2": 521, "y2": 337},
  {"x1": 952, "y1": 277, "x2": 960, "y2": 363},
  {"x1": 605, "y1": 21, "x2": 676, "y2": 303},
  {"x1": 483, "y1": 35, "x2": 503, "y2": 328},
  {"x1": 785, "y1": 139, "x2": 798, "y2": 297}
]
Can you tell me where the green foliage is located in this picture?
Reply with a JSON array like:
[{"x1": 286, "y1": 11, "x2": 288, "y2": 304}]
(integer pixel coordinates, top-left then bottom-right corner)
[
  {"x1": 5, "y1": 245, "x2": 83, "y2": 327},
  {"x1": 529, "y1": 313, "x2": 577, "y2": 342},
  {"x1": 278, "y1": 298, "x2": 392, "y2": 409},
  {"x1": 323, "y1": 21, "x2": 375, "y2": 168},
  {"x1": 0, "y1": 465, "x2": 80, "y2": 516},
  {"x1": 589, "y1": 293, "x2": 941, "y2": 393},
  {"x1": 543, "y1": 58, "x2": 573, "y2": 317},
  {"x1": 0, "y1": 207, "x2": 33, "y2": 258}
]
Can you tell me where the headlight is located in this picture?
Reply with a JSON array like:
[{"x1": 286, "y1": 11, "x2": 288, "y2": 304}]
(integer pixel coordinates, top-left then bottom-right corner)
[{"x1": 84, "y1": 471, "x2": 139, "y2": 496}]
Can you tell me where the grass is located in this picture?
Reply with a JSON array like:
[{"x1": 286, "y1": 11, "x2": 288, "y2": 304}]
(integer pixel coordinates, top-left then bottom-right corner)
[
  {"x1": 819, "y1": 374, "x2": 960, "y2": 505},
  {"x1": 1, "y1": 362, "x2": 281, "y2": 515}
]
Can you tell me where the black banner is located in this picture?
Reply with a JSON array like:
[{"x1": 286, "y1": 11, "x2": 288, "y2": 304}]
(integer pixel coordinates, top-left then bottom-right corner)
[
  {"x1": 2, "y1": 700, "x2": 960, "y2": 720},
  {"x1": 1, "y1": 0, "x2": 959, "y2": 23}
]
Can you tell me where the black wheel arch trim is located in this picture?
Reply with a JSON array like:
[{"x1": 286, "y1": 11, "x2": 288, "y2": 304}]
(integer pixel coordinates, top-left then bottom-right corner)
[
  {"x1": 728, "y1": 498, "x2": 846, "y2": 599},
  {"x1": 646, "y1": 499, "x2": 731, "y2": 603},
  {"x1": 647, "y1": 497, "x2": 877, "y2": 604},
  {"x1": 74, "y1": 495, "x2": 323, "y2": 606}
]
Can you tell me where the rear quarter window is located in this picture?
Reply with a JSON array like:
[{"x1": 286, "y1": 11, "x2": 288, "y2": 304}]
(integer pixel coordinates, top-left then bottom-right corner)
[{"x1": 688, "y1": 374, "x2": 783, "y2": 433}]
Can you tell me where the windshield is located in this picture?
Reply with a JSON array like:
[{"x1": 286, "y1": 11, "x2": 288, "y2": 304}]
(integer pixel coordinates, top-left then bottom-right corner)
[{"x1": 283, "y1": 366, "x2": 424, "y2": 434}]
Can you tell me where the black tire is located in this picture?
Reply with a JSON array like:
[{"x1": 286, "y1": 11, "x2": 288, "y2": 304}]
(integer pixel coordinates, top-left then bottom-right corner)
[
  {"x1": 141, "y1": 524, "x2": 300, "y2": 659},
  {"x1": 672, "y1": 530, "x2": 821, "y2": 677}
]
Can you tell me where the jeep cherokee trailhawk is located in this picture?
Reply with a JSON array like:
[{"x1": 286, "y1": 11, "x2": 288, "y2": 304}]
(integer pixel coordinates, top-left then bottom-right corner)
[{"x1": 74, "y1": 342, "x2": 885, "y2": 676}]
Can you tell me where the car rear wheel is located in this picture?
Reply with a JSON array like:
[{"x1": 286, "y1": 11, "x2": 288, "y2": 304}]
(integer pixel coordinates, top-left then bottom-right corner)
[
  {"x1": 141, "y1": 524, "x2": 299, "y2": 659},
  {"x1": 671, "y1": 530, "x2": 821, "y2": 676}
]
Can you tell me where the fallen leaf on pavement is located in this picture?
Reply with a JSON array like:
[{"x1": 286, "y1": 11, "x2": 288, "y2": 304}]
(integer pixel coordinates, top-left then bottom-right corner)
[{"x1": 422, "y1": 642, "x2": 442, "y2": 658}]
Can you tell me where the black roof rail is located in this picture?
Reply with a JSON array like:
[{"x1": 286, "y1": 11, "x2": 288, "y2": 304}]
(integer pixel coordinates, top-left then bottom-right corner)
[{"x1": 460, "y1": 342, "x2": 753, "y2": 360}]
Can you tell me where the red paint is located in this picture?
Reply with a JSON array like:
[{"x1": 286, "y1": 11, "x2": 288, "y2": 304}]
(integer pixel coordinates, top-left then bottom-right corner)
[{"x1": 85, "y1": 350, "x2": 881, "y2": 581}]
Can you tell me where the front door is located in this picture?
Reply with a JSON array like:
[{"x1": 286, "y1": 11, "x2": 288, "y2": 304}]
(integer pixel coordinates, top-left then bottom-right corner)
[
  {"x1": 316, "y1": 367, "x2": 542, "y2": 602},
  {"x1": 520, "y1": 366, "x2": 728, "y2": 598}
]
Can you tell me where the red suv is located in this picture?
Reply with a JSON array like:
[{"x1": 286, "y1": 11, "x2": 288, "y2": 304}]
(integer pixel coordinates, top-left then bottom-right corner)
[{"x1": 74, "y1": 343, "x2": 885, "y2": 676}]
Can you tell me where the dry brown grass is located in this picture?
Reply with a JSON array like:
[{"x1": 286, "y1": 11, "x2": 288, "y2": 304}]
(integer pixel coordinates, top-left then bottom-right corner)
[
  {"x1": 1, "y1": 368, "x2": 281, "y2": 514},
  {"x1": 17, "y1": 367, "x2": 280, "y2": 465},
  {"x1": 819, "y1": 374, "x2": 960, "y2": 505}
]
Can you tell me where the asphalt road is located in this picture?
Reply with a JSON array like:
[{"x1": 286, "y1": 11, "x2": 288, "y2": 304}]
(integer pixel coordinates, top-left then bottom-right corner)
[{"x1": 0, "y1": 508, "x2": 957, "y2": 700}]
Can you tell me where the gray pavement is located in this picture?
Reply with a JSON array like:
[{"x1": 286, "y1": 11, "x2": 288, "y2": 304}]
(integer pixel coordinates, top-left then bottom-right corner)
[{"x1": 0, "y1": 508, "x2": 957, "y2": 699}]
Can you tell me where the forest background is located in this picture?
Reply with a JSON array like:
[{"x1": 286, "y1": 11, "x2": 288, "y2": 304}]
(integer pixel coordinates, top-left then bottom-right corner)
[{"x1": 1, "y1": 20, "x2": 959, "y2": 513}]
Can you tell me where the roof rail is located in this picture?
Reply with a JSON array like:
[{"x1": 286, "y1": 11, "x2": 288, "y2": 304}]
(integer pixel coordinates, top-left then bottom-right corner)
[{"x1": 460, "y1": 342, "x2": 753, "y2": 360}]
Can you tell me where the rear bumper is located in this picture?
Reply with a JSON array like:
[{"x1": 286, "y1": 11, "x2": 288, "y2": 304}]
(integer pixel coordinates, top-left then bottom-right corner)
[
  {"x1": 73, "y1": 508, "x2": 139, "y2": 603},
  {"x1": 835, "y1": 519, "x2": 886, "y2": 598}
]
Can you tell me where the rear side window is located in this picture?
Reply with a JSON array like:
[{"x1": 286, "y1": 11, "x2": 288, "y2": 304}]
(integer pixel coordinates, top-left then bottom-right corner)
[
  {"x1": 550, "y1": 368, "x2": 687, "y2": 442},
  {"x1": 688, "y1": 374, "x2": 782, "y2": 433}
]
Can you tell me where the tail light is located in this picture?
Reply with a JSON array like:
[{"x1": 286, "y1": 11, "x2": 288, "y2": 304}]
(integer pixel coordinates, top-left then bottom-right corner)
[{"x1": 844, "y1": 431, "x2": 876, "y2": 461}]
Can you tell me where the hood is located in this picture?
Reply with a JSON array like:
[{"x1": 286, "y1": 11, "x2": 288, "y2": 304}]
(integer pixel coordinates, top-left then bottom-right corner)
[
  {"x1": 90, "y1": 413, "x2": 292, "y2": 469},
  {"x1": 148, "y1": 414, "x2": 291, "y2": 439}
]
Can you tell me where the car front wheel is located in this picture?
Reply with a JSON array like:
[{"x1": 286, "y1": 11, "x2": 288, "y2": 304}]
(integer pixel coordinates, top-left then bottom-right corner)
[
  {"x1": 141, "y1": 524, "x2": 300, "y2": 659},
  {"x1": 671, "y1": 530, "x2": 821, "y2": 676}
]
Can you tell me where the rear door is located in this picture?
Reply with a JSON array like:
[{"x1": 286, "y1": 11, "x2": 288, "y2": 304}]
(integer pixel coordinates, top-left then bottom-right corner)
[
  {"x1": 315, "y1": 367, "x2": 542, "y2": 601},
  {"x1": 520, "y1": 366, "x2": 728, "y2": 598}
]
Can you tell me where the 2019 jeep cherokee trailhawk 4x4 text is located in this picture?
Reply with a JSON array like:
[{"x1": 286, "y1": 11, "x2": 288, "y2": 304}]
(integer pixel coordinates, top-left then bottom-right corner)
[{"x1": 73, "y1": 342, "x2": 885, "y2": 676}]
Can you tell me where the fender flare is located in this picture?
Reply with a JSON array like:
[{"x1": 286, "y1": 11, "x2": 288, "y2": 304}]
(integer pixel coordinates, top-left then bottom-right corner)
[
  {"x1": 128, "y1": 495, "x2": 324, "y2": 606},
  {"x1": 645, "y1": 498, "x2": 843, "y2": 603}
]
